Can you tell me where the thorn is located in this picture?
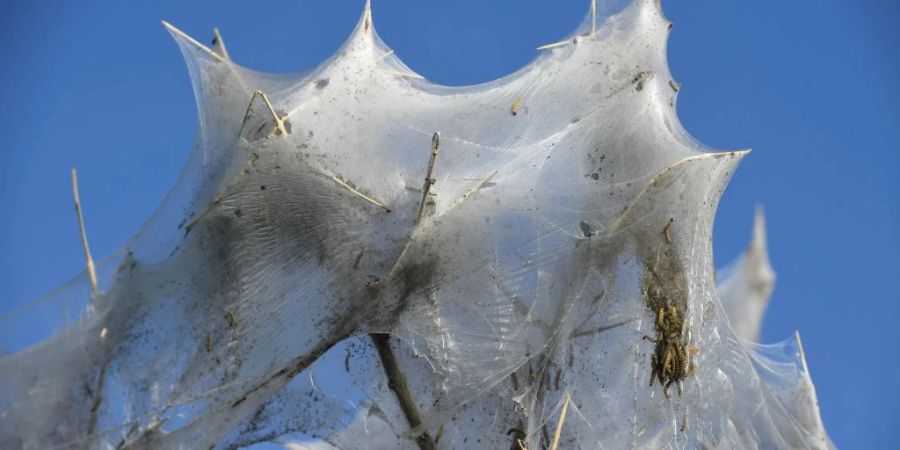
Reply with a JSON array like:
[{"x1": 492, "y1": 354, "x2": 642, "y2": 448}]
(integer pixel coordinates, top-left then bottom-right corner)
[
  {"x1": 161, "y1": 20, "x2": 226, "y2": 62},
  {"x1": 549, "y1": 393, "x2": 571, "y2": 450},
  {"x1": 71, "y1": 168, "x2": 99, "y2": 298},
  {"x1": 417, "y1": 133, "x2": 441, "y2": 223},
  {"x1": 211, "y1": 28, "x2": 230, "y2": 59},
  {"x1": 241, "y1": 90, "x2": 287, "y2": 137},
  {"x1": 331, "y1": 175, "x2": 391, "y2": 212}
]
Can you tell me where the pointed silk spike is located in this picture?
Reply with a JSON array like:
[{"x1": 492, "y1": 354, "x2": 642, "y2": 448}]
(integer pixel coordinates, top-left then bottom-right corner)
[
  {"x1": 240, "y1": 90, "x2": 287, "y2": 137},
  {"x1": 362, "y1": 0, "x2": 373, "y2": 33}
]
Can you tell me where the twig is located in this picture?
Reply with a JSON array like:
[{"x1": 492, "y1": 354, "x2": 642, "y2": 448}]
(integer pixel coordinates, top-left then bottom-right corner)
[
  {"x1": 365, "y1": 132, "x2": 441, "y2": 286},
  {"x1": 211, "y1": 28, "x2": 230, "y2": 59},
  {"x1": 230, "y1": 336, "x2": 341, "y2": 408},
  {"x1": 241, "y1": 90, "x2": 287, "y2": 137},
  {"x1": 71, "y1": 168, "x2": 99, "y2": 297},
  {"x1": 366, "y1": 239, "x2": 413, "y2": 287},
  {"x1": 549, "y1": 393, "x2": 571, "y2": 450},
  {"x1": 160, "y1": 22, "x2": 252, "y2": 96},
  {"x1": 370, "y1": 334, "x2": 435, "y2": 450},
  {"x1": 452, "y1": 171, "x2": 498, "y2": 208},
  {"x1": 184, "y1": 195, "x2": 223, "y2": 233},
  {"x1": 417, "y1": 133, "x2": 441, "y2": 223},
  {"x1": 378, "y1": 49, "x2": 395, "y2": 61},
  {"x1": 537, "y1": 38, "x2": 573, "y2": 51},
  {"x1": 87, "y1": 363, "x2": 107, "y2": 436},
  {"x1": 161, "y1": 21, "x2": 226, "y2": 63},
  {"x1": 609, "y1": 151, "x2": 750, "y2": 233},
  {"x1": 383, "y1": 70, "x2": 425, "y2": 80},
  {"x1": 331, "y1": 175, "x2": 391, "y2": 212}
]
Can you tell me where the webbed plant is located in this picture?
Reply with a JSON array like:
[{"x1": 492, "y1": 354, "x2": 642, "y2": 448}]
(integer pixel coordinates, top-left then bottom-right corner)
[{"x1": 0, "y1": 1, "x2": 831, "y2": 449}]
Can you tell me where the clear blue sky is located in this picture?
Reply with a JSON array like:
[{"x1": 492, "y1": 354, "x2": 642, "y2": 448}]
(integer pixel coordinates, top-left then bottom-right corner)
[{"x1": 1, "y1": 1, "x2": 897, "y2": 447}]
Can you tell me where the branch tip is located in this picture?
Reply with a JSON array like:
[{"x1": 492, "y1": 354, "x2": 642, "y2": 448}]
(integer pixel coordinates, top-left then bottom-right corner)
[{"x1": 71, "y1": 168, "x2": 99, "y2": 297}]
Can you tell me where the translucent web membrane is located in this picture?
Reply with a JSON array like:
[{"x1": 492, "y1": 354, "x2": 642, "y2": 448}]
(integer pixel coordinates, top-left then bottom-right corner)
[{"x1": 0, "y1": 1, "x2": 830, "y2": 449}]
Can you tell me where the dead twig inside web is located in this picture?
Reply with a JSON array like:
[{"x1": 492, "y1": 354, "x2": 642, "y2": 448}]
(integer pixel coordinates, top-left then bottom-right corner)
[
  {"x1": 417, "y1": 133, "x2": 441, "y2": 223},
  {"x1": 537, "y1": 38, "x2": 575, "y2": 51},
  {"x1": 72, "y1": 168, "x2": 108, "y2": 438},
  {"x1": 211, "y1": 28, "x2": 229, "y2": 59},
  {"x1": 161, "y1": 22, "x2": 253, "y2": 95},
  {"x1": 370, "y1": 334, "x2": 436, "y2": 450},
  {"x1": 241, "y1": 90, "x2": 287, "y2": 137},
  {"x1": 367, "y1": 132, "x2": 442, "y2": 286},
  {"x1": 71, "y1": 168, "x2": 99, "y2": 297},
  {"x1": 86, "y1": 363, "x2": 107, "y2": 437},
  {"x1": 331, "y1": 175, "x2": 391, "y2": 212},
  {"x1": 451, "y1": 170, "x2": 498, "y2": 209},
  {"x1": 378, "y1": 49, "x2": 395, "y2": 61},
  {"x1": 161, "y1": 21, "x2": 225, "y2": 62},
  {"x1": 549, "y1": 393, "x2": 571, "y2": 450}
]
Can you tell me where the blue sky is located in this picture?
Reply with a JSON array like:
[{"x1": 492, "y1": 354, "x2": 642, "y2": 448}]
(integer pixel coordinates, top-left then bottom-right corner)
[{"x1": 1, "y1": 0, "x2": 897, "y2": 447}]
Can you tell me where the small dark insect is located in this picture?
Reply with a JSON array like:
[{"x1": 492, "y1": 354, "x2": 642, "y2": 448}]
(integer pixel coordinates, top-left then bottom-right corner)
[
  {"x1": 225, "y1": 311, "x2": 236, "y2": 328},
  {"x1": 205, "y1": 333, "x2": 212, "y2": 353}
]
